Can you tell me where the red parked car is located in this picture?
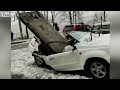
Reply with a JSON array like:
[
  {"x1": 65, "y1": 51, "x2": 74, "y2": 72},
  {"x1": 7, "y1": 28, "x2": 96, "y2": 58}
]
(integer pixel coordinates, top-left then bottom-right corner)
[{"x1": 63, "y1": 23, "x2": 91, "y2": 32}]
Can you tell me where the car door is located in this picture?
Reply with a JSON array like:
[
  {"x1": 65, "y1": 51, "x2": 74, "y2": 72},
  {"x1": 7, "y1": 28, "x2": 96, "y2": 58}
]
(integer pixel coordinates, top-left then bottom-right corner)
[{"x1": 45, "y1": 50, "x2": 81, "y2": 71}]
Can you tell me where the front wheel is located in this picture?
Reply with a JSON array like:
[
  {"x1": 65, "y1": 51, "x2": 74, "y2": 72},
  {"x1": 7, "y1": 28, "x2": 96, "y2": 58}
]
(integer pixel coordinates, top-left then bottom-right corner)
[
  {"x1": 34, "y1": 56, "x2": 46, "y2": 67},
  {"x1": 85, "y1": 59, "x2": 110, "y2": 79}
]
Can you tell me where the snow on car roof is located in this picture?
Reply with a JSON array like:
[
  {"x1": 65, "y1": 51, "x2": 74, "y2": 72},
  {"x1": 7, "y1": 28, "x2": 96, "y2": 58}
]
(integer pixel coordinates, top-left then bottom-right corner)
[
  {"x1": 76, "y1": 34, "x2": 110, "y2": 47},
  {"x1": 94, "y1": 22, "x2": 110, "y2": 26}
]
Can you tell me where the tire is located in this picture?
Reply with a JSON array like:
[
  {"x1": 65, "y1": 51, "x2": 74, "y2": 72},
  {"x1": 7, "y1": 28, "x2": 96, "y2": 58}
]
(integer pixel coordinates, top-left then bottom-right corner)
[
  {"x1": 84, "y1": 58, "x2": 110, "y2": 79},
  {"x1": 34, "y1": 56, "x2": 46, "y2": 67}
]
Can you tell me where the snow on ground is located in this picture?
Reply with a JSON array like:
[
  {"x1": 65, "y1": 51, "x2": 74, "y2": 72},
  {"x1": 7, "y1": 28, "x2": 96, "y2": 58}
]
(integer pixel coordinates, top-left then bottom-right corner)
[
  {"x1": 11, "y1": 20, "x2": 34, "y2": 39},
  {"x1": 11, "y1": 48, "x2": 90, "y2": 79}
]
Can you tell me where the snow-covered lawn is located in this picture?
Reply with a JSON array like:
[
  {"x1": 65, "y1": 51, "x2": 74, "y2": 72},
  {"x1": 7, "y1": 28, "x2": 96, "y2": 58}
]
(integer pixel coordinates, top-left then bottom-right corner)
[{"x1": 11, "y1": 48, "x2": 90, "y2": 79}]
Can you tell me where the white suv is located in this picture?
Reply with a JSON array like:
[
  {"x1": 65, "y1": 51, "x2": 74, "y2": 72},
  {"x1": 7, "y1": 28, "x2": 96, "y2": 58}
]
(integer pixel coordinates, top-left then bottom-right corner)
[{"x1": 29, "y1": 31, "x2": 110, "y2": 79}]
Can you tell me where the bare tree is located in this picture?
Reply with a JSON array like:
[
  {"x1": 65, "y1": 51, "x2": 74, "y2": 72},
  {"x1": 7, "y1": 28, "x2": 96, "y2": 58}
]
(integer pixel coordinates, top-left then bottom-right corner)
[
  {"x1": 43, "y1": 11, "x2": 45, "y2": 15},
  {"x1": 74, "y1": 11, "x2": 77, "y2": 24},
  {"x1": 76, "y1": 11, "x2": 80, "y2": 23},
  {"x1": 94, "y1": 11, "x2": 107, "y2": 23},
  {"x1": 79, "y1": 11, "x2": 84, "y2": 23},
  {"x1": 54, "y1": 11, "x2": 70, "y2": 25},
  {"x1": 22, "y1": 11, "x2": 29, "y2": 39},
  {"x1": 46, "y1": 11, "x2": 48, "y2": 21},
  {"x1": 57, "y1": 11, "x2": 81, "y2": 25},
  {"x1": 60, "y1": 11, "x2": 82, "y2": 24},
  {"x1": 44, "y1": 11, "x2": 49, "y2": 21},
  {"x1": 68, "y1": 11, "x2": 72, "y2": 24},
  {"x1": 71, "y1": 11, "x2": 84, "y2": 24},
  {"x1": 49, "y1": 11, "x2": 61, "y2": 26},
  {"x1": 50, "y1": 11, "x2": 55, "y2": 27},
  {"x1": 94, "y1": 11, "x2": 98, "y2": 23},
  {"x1": 72, "y1": 11, "x2": 75, "y2": 23},
  {"x1": 17, "y1": 11, "x2": 23, "y2": 39}
]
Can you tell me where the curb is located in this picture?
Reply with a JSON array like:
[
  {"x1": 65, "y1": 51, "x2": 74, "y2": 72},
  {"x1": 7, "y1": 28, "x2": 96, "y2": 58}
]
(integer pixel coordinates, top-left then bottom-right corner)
[
  {"x1": 11, "y1": 39, "x2": 31, "y2": 44},
  {"x1": 11, "y1": 41, "x2": 27, "y2": 44}
]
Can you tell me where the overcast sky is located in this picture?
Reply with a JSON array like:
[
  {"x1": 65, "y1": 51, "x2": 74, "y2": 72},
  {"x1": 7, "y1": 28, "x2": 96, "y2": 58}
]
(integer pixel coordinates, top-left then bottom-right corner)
[{"x1": 0, "y1": 11, "x2": 112, "y2": 38}]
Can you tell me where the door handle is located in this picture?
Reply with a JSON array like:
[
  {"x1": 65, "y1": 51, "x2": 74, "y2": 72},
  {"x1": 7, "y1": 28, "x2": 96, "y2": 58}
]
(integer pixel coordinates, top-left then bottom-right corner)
[{"x1": 49, "y1": 58, "x2": 54, "y2": 60}]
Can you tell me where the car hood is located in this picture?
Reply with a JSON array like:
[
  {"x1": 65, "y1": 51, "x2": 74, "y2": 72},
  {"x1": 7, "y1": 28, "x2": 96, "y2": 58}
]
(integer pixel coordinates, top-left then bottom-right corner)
[{"x1": 18, "y1": 11, "x2": 68, "y2": 54}]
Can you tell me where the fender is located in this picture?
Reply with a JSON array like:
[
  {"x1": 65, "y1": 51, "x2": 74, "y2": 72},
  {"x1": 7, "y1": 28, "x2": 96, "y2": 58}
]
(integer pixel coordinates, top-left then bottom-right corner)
[{"x1": 79, "y1": 49, "x2": 110, "y2": 69}]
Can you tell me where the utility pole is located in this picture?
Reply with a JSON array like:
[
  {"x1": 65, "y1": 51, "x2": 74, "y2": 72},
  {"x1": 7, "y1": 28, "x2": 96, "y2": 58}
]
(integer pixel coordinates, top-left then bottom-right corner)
[
  {"x1": 17, "y1": 11, "x2": 23, "y2": 39},
  {"x1": 51, "y1": 11, "x2": 55, "y2": 27},
  {"x1": 44, "y1": 11, "x2": 46, "y2": 16},
  {"x1": 104, "y1": 11, "x2": 106, "y2": 22},
  {"x1": 99, "y1": 16, "x2": 103, "y2": 37},
  {"x1": 75, "y1": 11, "x2": 77, "y2": 24},
  {"x1": 23, "y1": 11, "x2": 29, "y2": 39}
]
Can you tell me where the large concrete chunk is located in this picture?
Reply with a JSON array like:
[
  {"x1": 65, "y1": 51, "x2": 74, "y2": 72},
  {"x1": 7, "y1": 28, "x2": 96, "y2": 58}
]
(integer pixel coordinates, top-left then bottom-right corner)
[{"x1": 18, "y1": 11, "x2": 68, "y2": 54}]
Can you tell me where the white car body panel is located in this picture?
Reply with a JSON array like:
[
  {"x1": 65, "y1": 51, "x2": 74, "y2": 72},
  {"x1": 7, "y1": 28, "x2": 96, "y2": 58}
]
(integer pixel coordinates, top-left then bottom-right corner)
[
  {"x1": 45, "y1": 50, "x2": 82, "y2": 71},
  {"x1": 28, "y1": 34, "x2": 110, "y2": 71}
]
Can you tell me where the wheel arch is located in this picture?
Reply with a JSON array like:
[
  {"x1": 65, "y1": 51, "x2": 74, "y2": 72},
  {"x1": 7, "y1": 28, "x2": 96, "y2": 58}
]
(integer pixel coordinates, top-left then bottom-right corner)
[
  {"x1": 79, "y1": 50, "x2": 110, "y2": 69},
  {"x1": 84, "y1": 57, "x2": 110, "y2": 69},
  {"x1": 84, "y1": 57, "x2": 110, "y2": 79}
]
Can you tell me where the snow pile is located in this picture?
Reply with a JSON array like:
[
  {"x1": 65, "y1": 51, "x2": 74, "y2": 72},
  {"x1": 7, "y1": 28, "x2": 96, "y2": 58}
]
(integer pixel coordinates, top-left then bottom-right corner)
[
  {"x1": 90, "y1": 34, "x2": 110, "y2": 45},
  {"x1": 86, "y1": 34, "x2": 110, "y2": 46},
  {"x1": 79, "y1": 34, "x2": 110, "y2": 46},
  {"x1": 11, "y1": 48, "x2": 90, "y2": 79}
]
